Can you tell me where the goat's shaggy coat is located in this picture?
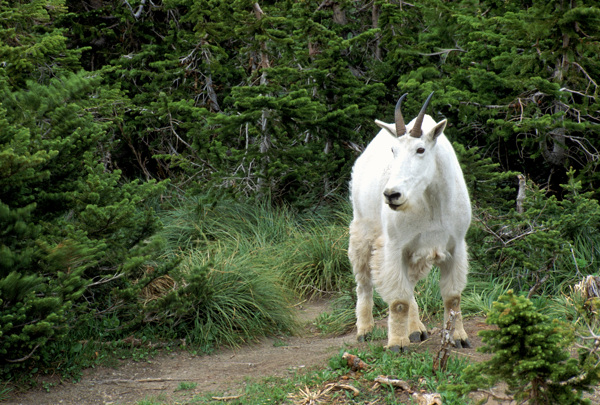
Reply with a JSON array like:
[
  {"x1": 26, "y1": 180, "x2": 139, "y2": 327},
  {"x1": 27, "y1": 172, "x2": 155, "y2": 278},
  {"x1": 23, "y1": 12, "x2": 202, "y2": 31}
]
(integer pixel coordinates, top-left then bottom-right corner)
[{"x1": 348, "y1": 93, "x2": 471, "y2": 351}]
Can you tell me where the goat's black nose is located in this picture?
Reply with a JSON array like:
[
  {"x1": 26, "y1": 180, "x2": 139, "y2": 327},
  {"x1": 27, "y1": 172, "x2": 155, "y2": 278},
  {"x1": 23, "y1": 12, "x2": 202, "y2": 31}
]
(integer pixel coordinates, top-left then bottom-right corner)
[{"x1": 384, "y1": 190, "x2": 401, "y2": 200}]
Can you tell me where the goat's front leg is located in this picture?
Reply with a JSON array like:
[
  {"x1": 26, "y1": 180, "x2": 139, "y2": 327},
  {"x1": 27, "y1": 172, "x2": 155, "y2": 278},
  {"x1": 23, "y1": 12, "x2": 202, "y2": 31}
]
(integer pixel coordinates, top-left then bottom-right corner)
[
  {"x1": 443, "y1": 295, "x2": 470, "y2": 348},
  {"x1": 387, "y1": 299, "x2": 411, "y2": 352}
]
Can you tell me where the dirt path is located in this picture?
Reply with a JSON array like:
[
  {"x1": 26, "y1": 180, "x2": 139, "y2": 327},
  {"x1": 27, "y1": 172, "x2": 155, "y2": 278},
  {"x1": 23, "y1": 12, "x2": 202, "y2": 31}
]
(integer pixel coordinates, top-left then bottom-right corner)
[
  {"x1": 5, "y1": 300, "x2": 355, "y2": 404},
  {"x1": 2, "y1": 300, "x2": 504, "y2": 405}
]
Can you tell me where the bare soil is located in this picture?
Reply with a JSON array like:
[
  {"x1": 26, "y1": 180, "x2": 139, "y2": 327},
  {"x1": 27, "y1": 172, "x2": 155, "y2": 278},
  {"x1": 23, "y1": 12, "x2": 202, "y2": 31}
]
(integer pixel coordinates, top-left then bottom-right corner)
[{"x1": 4, "y1": 300, "x2": 597, "y2": 405}]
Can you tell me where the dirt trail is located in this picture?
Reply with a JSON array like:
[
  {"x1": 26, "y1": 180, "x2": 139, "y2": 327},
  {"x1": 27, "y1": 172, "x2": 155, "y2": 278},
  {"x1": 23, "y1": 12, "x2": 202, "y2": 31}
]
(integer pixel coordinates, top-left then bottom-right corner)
[
  {"x1": 5, "y1": 300, "x2": 359, "y2": 404},
  {"x1": 2, "y1": 300, "x2": 529, "y2": 405}
]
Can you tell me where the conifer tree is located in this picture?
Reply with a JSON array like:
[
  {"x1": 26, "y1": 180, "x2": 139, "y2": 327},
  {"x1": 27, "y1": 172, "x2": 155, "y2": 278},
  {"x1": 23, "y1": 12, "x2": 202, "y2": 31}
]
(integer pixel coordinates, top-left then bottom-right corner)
[
  {"x1": 0, "y1": 0, "x2": 83, "y2": 88},
  {"x1": 0, "y1": 66, "x2": 167, "y2": 378},
  {"x1": 449, "y1": 291, "x2": 599, "y2": 404}
]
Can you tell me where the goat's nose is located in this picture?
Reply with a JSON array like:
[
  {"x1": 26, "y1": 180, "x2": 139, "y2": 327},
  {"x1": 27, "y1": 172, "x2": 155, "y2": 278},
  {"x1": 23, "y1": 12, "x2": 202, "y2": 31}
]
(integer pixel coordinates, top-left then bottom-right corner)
[{"x1": 383, "y1": 190, "x2": 401, "y2": 200}]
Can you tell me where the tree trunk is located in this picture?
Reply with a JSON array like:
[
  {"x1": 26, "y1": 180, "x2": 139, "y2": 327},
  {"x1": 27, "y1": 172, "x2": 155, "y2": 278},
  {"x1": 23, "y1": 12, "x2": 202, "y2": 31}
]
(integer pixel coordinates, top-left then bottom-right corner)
[{"x1": 372, "y1": 2, "x2": 381, "y2": 60}]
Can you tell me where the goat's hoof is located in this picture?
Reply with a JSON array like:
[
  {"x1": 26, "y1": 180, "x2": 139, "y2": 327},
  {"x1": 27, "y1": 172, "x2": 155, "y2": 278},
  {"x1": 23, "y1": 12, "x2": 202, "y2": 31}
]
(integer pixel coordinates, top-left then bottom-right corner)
[
  {"x1": 357, "y1": 333, "x2": 372, "y2": 343},
  {"x1": 409, "y1": 330, "x2": 429, "y2": 343},
  {"x1": 387, "y1": 345, "x2": 408, "y2": 353},
  {"x1": 454, "y1": 338, "x2": 471, "y2": 349}
]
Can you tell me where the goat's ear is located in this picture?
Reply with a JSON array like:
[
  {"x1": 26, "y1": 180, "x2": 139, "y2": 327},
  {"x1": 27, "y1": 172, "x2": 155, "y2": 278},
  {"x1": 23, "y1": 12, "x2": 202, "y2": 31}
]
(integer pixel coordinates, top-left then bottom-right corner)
[
  {"x1": 426, "y1": 119, "x2": 447, "y2": 141},
  {"x1": 375, "y1": 119, "x2": 397, "y2": 136}
]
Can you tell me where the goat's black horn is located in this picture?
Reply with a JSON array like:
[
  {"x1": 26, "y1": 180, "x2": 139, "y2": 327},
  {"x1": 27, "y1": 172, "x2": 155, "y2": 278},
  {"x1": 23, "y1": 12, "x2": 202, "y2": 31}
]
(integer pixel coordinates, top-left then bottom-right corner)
[
  {"x1": 409, "y1": 91, "x2": 435, "y2": 138},
  {"x1": 394, "y1": 93, "x2": 408, "y2": 137}
]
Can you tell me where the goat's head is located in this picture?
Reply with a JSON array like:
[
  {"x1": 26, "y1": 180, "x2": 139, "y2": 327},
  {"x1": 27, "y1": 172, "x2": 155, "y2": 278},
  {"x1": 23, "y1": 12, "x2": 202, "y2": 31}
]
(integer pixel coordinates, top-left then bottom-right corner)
[{"x1": 376, "y1": 92, "x2": 448, "y2": 211}]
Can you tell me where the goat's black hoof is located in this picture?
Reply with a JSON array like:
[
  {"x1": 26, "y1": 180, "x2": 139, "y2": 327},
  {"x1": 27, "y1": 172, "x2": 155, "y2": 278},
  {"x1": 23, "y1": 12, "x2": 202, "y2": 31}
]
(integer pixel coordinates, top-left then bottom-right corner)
[
  {"x1": 357, "y1": 333, "x2": 372, "y2": 343},
  {"x1": 409, "y1": 330, "x2": 429, "y2": 343},
  {"x1": 454, "y1": 338, "x2": 471, "y2": 349},
  {"x1": 387, "y1": 345, "x2": 408, "y2": 353}
]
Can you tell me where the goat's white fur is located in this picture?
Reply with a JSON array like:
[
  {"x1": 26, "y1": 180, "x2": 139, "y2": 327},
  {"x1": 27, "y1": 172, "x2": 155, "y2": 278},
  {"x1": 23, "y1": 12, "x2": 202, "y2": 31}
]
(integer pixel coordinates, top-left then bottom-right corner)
[{"x1": 348, "y1": 101, "x2": 471, "y2": 351}]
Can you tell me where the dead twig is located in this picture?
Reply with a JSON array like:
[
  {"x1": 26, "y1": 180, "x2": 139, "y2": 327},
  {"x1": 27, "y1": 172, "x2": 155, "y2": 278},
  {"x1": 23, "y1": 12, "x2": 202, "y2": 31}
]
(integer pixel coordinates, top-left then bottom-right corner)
[
  {"x1": 433, "y1": 309, "x2": 457, "y2": 372},
  {"x1": 212, "y1": 394, "x2": 244, "y2": 401},
  {"x1": 374, "y1": 376, "x2": 413, "y2": 392}
]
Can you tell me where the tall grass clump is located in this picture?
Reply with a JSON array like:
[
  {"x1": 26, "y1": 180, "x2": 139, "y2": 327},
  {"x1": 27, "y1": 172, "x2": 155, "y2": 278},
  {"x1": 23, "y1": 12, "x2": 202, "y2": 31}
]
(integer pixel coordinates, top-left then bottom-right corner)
[
  {"x1": 160, "y1": 194, "x2": 297, "y2": 255},
  {"x1": 145, "y1": 247, "x2": 298, "y2": 350},
  {"x1": 279, "y1": 221, "x2": 353, "y2": 297},
  {"x1": 152, "y1": 195, "x2": 359, "y2": 349}
]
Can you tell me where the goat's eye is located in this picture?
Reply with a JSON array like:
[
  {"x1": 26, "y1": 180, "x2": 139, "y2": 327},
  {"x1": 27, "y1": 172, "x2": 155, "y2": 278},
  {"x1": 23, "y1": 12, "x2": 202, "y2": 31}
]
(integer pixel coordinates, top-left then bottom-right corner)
[{"x1": 417, "y1": 147, "x2": 426, "y2": 154}]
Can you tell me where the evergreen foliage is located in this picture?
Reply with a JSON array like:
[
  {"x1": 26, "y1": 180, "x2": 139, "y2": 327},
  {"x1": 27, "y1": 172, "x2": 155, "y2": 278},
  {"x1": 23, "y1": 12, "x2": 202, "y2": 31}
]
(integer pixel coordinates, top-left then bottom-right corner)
[
  {"x1": 0, "y1": 66, "x2": 167, "y2": 379},
  {"x1": 468, "y1": 170, "x2": 600, "y2": 293},
  {"x1": 449, "y1": 291, "x2": 599, "y2": 404}
]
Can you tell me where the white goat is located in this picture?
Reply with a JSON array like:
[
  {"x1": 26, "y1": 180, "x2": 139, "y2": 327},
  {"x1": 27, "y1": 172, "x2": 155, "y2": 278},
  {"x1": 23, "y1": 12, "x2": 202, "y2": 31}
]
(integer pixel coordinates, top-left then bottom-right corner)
[{"x1": 348, "y1": 92, "x2": 471, "y2": 352}]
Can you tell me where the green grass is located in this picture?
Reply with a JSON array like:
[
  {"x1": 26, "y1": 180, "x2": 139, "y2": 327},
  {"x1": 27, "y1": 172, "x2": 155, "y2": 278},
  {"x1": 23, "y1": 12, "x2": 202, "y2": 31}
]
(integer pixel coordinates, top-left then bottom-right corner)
[
  {"x1": 178, "y1": 346, "x2": 471, "y2": 405},
  {"x1": 175, "y1": 381, "x2": 197, "y2": 391}
]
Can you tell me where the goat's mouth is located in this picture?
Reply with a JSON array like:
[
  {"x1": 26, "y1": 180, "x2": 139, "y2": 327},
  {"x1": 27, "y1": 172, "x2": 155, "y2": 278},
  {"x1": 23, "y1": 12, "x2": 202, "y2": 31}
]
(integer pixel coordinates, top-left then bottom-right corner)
[{"x1": 387, "y1": 202, "x2": 404, "y2": 211}]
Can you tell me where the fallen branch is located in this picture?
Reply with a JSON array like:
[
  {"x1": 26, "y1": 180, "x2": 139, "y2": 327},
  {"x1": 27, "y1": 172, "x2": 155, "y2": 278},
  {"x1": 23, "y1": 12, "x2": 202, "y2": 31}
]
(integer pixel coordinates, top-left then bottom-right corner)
[
  {"x1": 342, "y1": 352, "x2": 369, "y2": 371},
  {"x1": 334, "y1": 383, "x2": 360, "y2": 397},
  {"x1": 374, "y1": 375, "x2": 413, "y2": 392},
  {"x1": 212, "y1": 394, "x2": 244, "y2": 401},
  {"x1": 433, "y1": 309, "x2": 457, "y2": 372},
  {"x1": 412, "y1": 392, "x2": 442, "y2": 405}
]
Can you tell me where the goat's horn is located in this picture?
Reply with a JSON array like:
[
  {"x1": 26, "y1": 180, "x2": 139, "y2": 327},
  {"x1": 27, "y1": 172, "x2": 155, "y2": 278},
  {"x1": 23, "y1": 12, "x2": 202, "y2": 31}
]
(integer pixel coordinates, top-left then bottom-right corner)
[
  {"x1": 409, "y1": 91, "x2": 435, "y2": 138},
  {"x1": 395, "y1": 93, "x2": 408, "y2": 137}
]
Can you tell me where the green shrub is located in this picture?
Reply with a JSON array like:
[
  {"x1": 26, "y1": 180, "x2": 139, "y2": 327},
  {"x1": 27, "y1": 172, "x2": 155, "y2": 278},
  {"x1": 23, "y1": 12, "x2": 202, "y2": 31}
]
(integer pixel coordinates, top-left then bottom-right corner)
[{"x1": 448, "y1": 290, "x2": 599, "y2": 404}]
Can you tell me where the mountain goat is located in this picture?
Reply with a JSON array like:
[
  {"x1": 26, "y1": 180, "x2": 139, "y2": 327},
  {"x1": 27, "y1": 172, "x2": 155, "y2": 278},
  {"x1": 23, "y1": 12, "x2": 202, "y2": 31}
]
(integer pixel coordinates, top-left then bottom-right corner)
[{"x1": 348, "y1": 92, "x2": 471, "y2": 352}]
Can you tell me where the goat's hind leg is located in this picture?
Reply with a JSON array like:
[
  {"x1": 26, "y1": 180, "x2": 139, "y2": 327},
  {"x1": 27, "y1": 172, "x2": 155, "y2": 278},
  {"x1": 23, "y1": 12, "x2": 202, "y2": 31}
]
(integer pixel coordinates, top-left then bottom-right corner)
[{"x1": 349, "y1": 221, "x2": 375, "y2": 342}]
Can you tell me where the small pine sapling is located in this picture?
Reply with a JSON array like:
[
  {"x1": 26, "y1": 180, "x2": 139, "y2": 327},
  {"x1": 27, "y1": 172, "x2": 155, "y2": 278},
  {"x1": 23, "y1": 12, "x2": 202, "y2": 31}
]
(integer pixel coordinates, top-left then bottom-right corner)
[{"x1": 448, "y1": 290, "x2": 598, "y2": 404}]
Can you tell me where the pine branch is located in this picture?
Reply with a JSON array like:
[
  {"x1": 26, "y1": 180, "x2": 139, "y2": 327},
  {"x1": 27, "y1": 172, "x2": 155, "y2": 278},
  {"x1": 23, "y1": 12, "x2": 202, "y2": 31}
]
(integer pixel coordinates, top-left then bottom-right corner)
[{"x1": 5, "y1": 344, "x2": 41, "y2": 363}]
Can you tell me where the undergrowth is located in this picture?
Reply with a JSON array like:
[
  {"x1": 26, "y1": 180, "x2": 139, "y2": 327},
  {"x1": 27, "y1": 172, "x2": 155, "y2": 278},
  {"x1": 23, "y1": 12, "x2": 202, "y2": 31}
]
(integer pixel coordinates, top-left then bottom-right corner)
[{"x1": 185, "y1": 347, "x2": 470, "y2": 405}]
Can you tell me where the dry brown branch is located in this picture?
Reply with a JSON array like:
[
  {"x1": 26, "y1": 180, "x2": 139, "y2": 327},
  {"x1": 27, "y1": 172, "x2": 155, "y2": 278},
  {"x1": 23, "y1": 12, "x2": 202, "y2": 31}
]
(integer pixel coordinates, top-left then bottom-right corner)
[
  {"x1": 412, "y1": 392, "x2": 442, "y2": 405},
  {"x1": 433, "y1": 309, "x2": 457, "y2": 372},
  {"x1": 374, "y1": 376, "x2": 412, "y2": 392},
  {"x1": 212, "y1": 394, "x2": 244, "y2": 401}
]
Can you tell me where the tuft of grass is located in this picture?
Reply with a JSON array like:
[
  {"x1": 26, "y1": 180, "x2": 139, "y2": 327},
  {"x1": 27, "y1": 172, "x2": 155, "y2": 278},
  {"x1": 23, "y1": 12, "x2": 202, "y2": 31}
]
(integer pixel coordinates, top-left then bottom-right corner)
[
  {"x1": 461, "y1": 278, "x2": 513, "y2": 316},
  {"x1": 175, "y1": 381, "x2": 197, "y2": 391},
  {"x1": 147, "y1": 247, "x2": 299, "y2": 351},
  {"x1": 279, "y1": 222, "x2": 353, "y2": 297},
  {"x1": 0, "y1": 384, "x2": 12, "y2": 402}
]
